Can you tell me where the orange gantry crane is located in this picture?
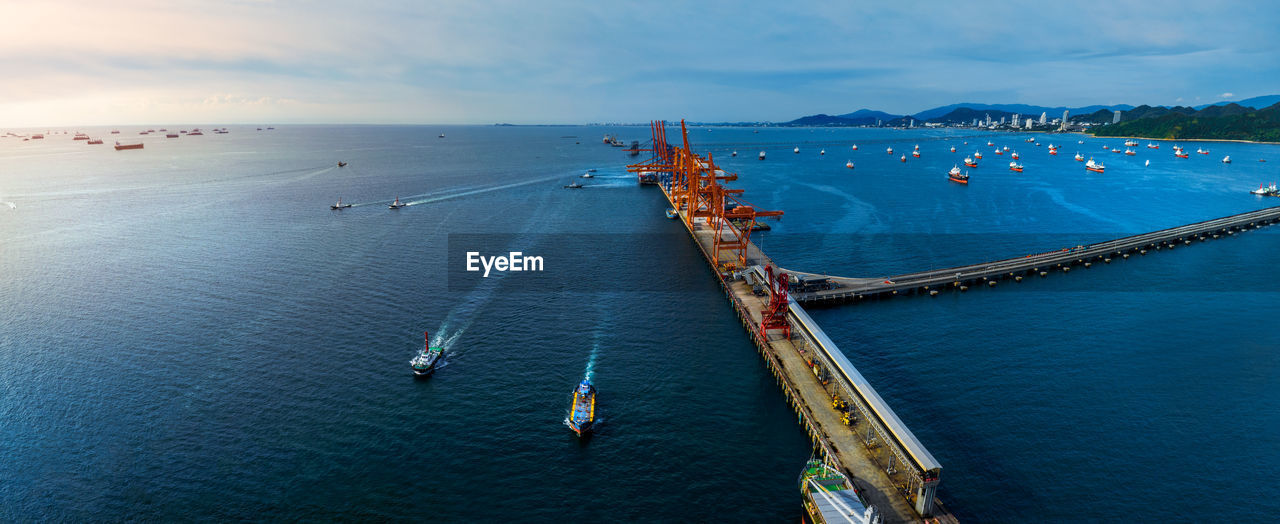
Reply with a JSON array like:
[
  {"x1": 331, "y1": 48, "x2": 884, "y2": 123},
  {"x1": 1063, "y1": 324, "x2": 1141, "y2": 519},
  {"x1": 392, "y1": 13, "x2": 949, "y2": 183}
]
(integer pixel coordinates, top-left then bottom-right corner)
[{"x1": 626, "y1": 120, "x2": 782, "y2": 270}]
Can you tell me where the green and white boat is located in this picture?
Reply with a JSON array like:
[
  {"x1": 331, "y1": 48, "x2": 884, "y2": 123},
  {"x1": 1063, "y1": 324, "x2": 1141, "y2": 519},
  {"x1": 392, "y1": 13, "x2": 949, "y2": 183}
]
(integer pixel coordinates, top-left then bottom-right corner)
[
  {"x1": 411, "y1": 331, "x2": 444, "y2": 377},
  {"x1": 798, "y1": 459, "x2": 881, "y2": 524}
]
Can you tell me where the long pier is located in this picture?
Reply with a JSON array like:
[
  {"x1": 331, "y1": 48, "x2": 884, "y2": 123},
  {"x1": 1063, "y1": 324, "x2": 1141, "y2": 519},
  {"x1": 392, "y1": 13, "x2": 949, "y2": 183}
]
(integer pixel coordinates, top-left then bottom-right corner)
[
  {"x1": 786, "y1": 206, "x2": 1280, "y2": 304},
  {"x1": 630, "y1": 121, "x2": 955, "y2": 523}
]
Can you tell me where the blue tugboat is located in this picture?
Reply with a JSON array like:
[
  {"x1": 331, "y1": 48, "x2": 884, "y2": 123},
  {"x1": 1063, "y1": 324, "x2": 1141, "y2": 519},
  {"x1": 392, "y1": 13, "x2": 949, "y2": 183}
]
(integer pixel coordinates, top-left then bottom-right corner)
[{"x1": 567, "y1": 380, "x2": 596, "y2": 436}]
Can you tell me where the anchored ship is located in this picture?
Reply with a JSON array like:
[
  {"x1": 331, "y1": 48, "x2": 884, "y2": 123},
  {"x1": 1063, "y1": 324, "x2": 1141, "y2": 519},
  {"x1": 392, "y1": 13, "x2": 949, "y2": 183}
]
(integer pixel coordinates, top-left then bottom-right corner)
[
  {"x1": 798, "y1": 459, "x2": 882, "y2": 524},
  {"x1": 949, "y1": 165, "x2": 970, "y2": 184}
]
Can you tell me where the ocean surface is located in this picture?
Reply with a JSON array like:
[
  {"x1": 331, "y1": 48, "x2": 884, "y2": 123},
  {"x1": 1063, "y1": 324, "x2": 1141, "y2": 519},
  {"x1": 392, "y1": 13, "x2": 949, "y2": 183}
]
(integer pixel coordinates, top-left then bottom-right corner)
[{"x1": 2, "y1": 125, "x2": 1277, "y2": 522}]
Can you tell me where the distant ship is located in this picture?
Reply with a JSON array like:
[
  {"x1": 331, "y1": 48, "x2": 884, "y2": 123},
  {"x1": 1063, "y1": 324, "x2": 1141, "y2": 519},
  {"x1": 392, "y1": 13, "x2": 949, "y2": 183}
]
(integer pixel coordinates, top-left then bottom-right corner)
[
  {"x1": 1011, "y1": 151, "x2": 1019, "y2": 160},
  {"x1": 911, "y1": 150, "x2": 920, "y2": 158},
  {"x1": 759, "y1": 151, "x2": 766, "y2": 160},
  {"x1": 899, "y1": 154, "x2": 906, "y2": 163},
  {"x1": 949, "y1": 165, "x2": 969, "y2": 184},
  {"x1": 330, "y1": 198, "x2": 352, "y2": 210},
  {"x1": 1222, "y1": 155, "x2": 1231, "y2": 164},
  {"x1": 1197, "y1": 148, "x2": 1210, "y2": 155},
  {"x1": 794, "y1": 147, "x2": 800, "y2": 154},
  {"x1": 389, "y1": 197, "x2": 405, "y2": 209},
  {"x1": 188, "y1": 130, "x2": 203, "y2": 136},
  {"x1": 994, "y1": 148, "x2": 1003, "y2": 155},
  {"x1": 1147, "y1": 142, "x2": 1159, "y2": 149},
  {"x1": 337, "y1": 161, "x2": 347, "y2": 167},
  {"x1": 819, "y1": 149, "x2": 825, "y2": 155},
  {"x1": 1086, "y1": 158, "x2": 1105, "y2": 173},
  {"x1": 113, "y1": 141, "x2": 143, "y2": 151},
  {"x1": 1009, "y1": 161, "x2": 1023, "y2": 172},
  {"x1": 580, "y1": 172, "x2": 594, "y2": 178},
  {"x1": 567, "y1": 380, "x2": 597, "y2": 436},
  {"x1": 798, "y1": 459, "x2": 881, "y2": 524},
  {"x1": 845, "y1": 160, "x2": 854, "y2": 169},
  {"x1": 410, "y1": 331, "x2": 444, "y2": 377},
  {"x1": 885, "y1": 147, "x2": 893, "y2": 154},
  {"x1": 1175, "y1": 150, "x2": 1189, "y2": 158},
  {"x1": 166, "y1": 134, "x2": 179, "y2": 138},
  {"x1": 851, "y1": 144, "x2": 858, "y2": 150},
  {"x1": 950, "y1": 146, "x2": 956, "y2": 152},
  {"x1": 1074, "y1": 152, "x2": 1084, "y2": 161},
  {"x1": 974, "y1": 151, "x2": 982, "y2": 159},
  {"x1": 731, "y1": 151, "x2": 737, "y2": 157},
  {"x1": 1125, "y1": 148, "x2": 1136, "y2": 155},
  {"x1": 1251, "y1": 183, "x2": 1277, "y2": 196},
  {"x1": 963, "y1": 156, "x2": 978, "y2": 168},
  {"x1": 86, "y1": 138, "x2": 103, "y2": 145},
  {"x1": 73, "y1": 133, "x2": 89, "y2": 141},
  {"x1": 1125, "y1": 139, "x2": 1139, "y2": 147},
  {"x1": 564, "y1": 182, "x2": 584, "y2": 189}
]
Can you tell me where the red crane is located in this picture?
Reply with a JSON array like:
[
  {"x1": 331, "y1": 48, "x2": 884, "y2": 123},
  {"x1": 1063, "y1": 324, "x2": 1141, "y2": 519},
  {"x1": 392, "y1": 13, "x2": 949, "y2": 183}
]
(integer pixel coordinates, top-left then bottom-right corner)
[{"x1": 761, "y1": 265, "x2": 791, "y2": 339}]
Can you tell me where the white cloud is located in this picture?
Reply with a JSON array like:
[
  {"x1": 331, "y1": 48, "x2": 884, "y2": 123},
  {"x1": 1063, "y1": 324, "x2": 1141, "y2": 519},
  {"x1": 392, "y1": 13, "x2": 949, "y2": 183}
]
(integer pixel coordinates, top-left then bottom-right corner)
[{"x1": 1220, "y1": 92, "x2": 1235, "y2": 98}]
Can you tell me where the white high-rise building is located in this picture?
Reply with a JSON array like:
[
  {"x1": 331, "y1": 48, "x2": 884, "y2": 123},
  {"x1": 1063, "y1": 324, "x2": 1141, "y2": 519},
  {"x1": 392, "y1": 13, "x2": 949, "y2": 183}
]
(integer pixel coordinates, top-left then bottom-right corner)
[
  {"x1": 1012, "y1": 114, "x2": 1020, "y2": 127},
  {"x1": 1039, "y1": 112, "x2": 1047, "y2": 125},
  {"x1": 1112, "y1": 110, "x2": 1122, "y2": 124},
  {"x1": 1025, "y1": 119, "x2": 1033, "y2": 129}
]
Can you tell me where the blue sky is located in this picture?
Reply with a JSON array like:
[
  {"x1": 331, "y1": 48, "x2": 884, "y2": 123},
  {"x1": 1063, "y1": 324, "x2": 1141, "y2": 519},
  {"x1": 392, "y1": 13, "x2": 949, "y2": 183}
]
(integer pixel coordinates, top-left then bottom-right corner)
[{"x1": 4, "y1": 0, "x2": 1278, "y2": 125}]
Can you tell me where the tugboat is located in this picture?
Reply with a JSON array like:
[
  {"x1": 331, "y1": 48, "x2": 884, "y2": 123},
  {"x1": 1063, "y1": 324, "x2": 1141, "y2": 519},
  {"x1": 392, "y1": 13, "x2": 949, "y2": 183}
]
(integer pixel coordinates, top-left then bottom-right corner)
[
  {"x1": 1009, "y1": 161, "x2": 1024, "y2": 172},
  {"x1": 963, "y1": 156, "x2": 978, "y2": 168},
  {"x1": 900, "y1": 154, "x2": 906, "y2": 163},
  {"x1": 1085, "y1": 158, "x2": 1105, "y2": 173},
  {"x1": 665, "y1": 208, "x2": 679, "y2": 219},
  {"x1": 410, "y1": 331, "x2": 444, "y2": 377},
  {"x1": 337, "y1": 161, "x2": 347, "y2": 167},
  {"x1": 389, "y1": 197, "x2": 405, "y2": 209},
  {"x1": 567, "y1": 379, "x2": 596, "y2": 436},
  {"x1": 1124, "y1": 148, "x2": 1136, "y2": 155},
  {"x1": 949, "y1": 165, "x2": 970, "y2": 184},
  {"x1": 851, "y1": 144, "x2": 858, "y2": 151},
  {"x1": 564, "y1": 182, "x2": 584, "y2": 189},
  {"x1": 330, "y1": 198, "x2": 352, "y2": 210}
]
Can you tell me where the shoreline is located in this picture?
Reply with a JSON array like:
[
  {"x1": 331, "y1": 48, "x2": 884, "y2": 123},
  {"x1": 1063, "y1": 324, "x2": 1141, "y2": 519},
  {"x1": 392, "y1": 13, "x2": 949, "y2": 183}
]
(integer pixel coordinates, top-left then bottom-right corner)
[{"x1": 1088, "y1": 134, "x2": 1280, "y2": 145}]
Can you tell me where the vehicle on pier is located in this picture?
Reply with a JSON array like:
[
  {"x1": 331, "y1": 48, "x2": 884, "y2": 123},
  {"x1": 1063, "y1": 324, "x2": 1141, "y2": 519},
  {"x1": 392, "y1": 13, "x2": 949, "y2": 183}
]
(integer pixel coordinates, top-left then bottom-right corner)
[
  {"x1": 410, "y1": 331, "x2": 444, "y2": 377},
  {"x1": 567, "y1": 380, "x2": 596, "y2": 436},
  {"x1": 1086, "y1": 158, "x2": 1105, "y2": 173},
  {"x1": 798, "y1": 459, "x2": 881, "y2": 524},
  {"x1": 949, "y1": 165, "x2": 970, "y2": 184},
  {"x1": 330, "y1": 198, "x2": 352, "y2": 209},
  {"x1": 388, "y1": 197, "x2": 405, "y2": 209}
]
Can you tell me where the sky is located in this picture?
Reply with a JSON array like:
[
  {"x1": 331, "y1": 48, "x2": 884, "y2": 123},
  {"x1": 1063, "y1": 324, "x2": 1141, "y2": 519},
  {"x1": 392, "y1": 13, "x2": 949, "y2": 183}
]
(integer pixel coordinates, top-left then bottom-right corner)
[{"x1": 4, "y1": 0, "x2": 1279, "y2": 126}]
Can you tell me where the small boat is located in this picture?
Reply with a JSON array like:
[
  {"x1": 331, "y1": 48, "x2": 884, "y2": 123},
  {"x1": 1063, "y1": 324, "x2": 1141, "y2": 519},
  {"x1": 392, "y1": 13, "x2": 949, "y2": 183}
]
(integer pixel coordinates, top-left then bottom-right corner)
[
  {"x1": 793, "y1": 147, "x2": 800, "y2": 154},
  {"x1": 900, "y1": 154, "x2": 907, "y2": 163},
  {"x1": 911, "y1": 150, "x2": 920, "y2": 158},
  {"x1": 1009, "y1": 161, "x2": 1023, "y2": 172},
  {"x1": 1198, "y1": 148, "x2": 1209, "y2": 155},
  {"x1": 439, "y1": 133, "x2": 445, "y2": 138},
  {"x1": 950, "y1": 146, "x2": 956, "y2": 152},
  {"x1": 731, "y1": 151, "x2": 737, "y2": 157},
  {"x1": 586, "y1": 168, "x2": 597, "y2": 172},
  {"x1": 1124, "y1": 148, "x2": 1136, "y2": 155},
  {"x1": 337, "y1": 161, "x2": 347, "y2": 167},
  {"x1": 389, "y1": 197, "x2": 405, "y2": 209},
  {"x1": 1048, "y1": 143, "x2": 1057, "y2": 149},
  {"x1": 110, "y1": 130, "x2": 119, "y2": 134},
  {"x1": 1074, "y1": 152, "x2": 1084, "y2": 161},
  {"x1": 974, "y1": 151, "x2": 983, "y2": 159},
  {"x1": 914, "y1": 144, "x2": 920, "y2": 150},
  {"x1": 845, "y1": 160, "x2": 854, "y2": 169},
  {"x1": 963, "y1": 156, "x2": 978, "y2": 168},
  {"x1": 758, "y1": 151, "x2": 766, "y2": 160},
  {"x1": 1102, "y1": 145, "x2": 1110, "y2": 150},
  {"x1": 330, "y1": 198, "x2": 352, "y2": 210},
  {"x1": 1125, "y1": 140, "x2": 1139, "y2": 147},
  {"x1": 1078, "y1": 140, "x2": 1084, "y2": 144},
  {"x1": 949, "y1": 165, "x2": 970, "y2": 184},
  {"x1": 665, "y1": 208, "x2": 679, "y2": 219},
  {"x1": 1026, "y1": 137, "x2": 1036, "y2": 143},
  {"x1": 886, "y1": 147, "x2": 893, "y2": 154},
  {"x1": 1222, "y1": 156, "x2": 1231, "y2": 164},
  {"x1": 1147, "y1": 142, "x2": 1159, "y2": 149},
  {"x1": 1003, "y1": 146, "x2": 1009, "y2": 151},
  {"x1": 410, "y1": 331, "x2": 444, "y2": 377},
  {"x1": 851, "y1": 144, "x2": 858, "y2": 150},
  {"x1": 73, "y1": 133, "x2": 88, "y2": 141},
  {"x1": 1175, "y1": 150, "x2": 1189, "y2": 158},
  {"x1": 113, "y1": 141, "x2": 143, "y2": 151},
  {"x1": 188, "y1": 130, "x2": 203, "y2": 136},
  {"x1": 580, "y1": 173, "x2": 594, "y2": 178},
  {"x1": 567, "y1": 380, "x2": 597, "y2": 436},
  {"x1": 1085, "y1": 158, "x2": 1105, "y2": 173},
  {"x1": 1145, "y1": 160, "x2": 1150, "y2": 167},
  {"x1": 986, "y1": 141, "x2": 994, "y2": 146},
  {"x1": 564, "y1": 182, "x2": 584, "y2": 189},
  {"x1": 819, "y1": 149, "x2": 825, "y2": 155},
  {"x1": 1011, "y1": 151, "x2": 1019, "y2": 160},
  {"x1": 1049, "y1": 149, "x2": 1059, "y2": 155}
]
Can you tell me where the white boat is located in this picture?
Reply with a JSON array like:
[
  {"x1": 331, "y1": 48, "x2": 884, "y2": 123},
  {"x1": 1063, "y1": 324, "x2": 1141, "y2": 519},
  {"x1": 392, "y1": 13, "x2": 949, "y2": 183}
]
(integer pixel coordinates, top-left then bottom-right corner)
[
  {"x1": 886, "y1": 147, "x2": 893, "y2": 154},
  {"x1": 759, "y1": 151, "x2": 766, "y2": 160},
  {"x1": 580, "y1": 173, "x2": 594, "y2": 178},
  {"x1": 914, "y1": 144, "x2": 920, "y2": 150},
  {"x1": 1145, "y1": 159, "x2": 1150, "y2": 167},
  {"x1": 794, "y1": 147, "x2": 800, "y2": 154},
  {"x1": 851, "y1": 144, "x2": 858, "y2": 150},
  {"x1": 389, "y1": 197, "x2": 405, "y2": 209},
  {"x1": 1222, "y1": 155, "x2": 1231, "y2": 164},
  {"x1": 845, "y1": 160, "x2": 854, "y2": 169},
  {"x1": 820, "y1": 149, "x2": 825, "y2": 155},
  {"x1": 950, "y1": 146, "x2": 956, "y2": 152},
  {"x1": 330, "y1": 198, "x2": 352, "y2": 210},
  {"x1": 1085, "y1": 158, "x2": 1105, "y2": 172},
  {"x1": 1074, "y1": 152, "x2": 1084, "y2": 161},
  {"x1": 974, "y1": 151, "x2": 983, "y2": 159},
  {"x1": 1250, "y1": 183, "x2": 1277, "y2": 195},
  {"x1": 731, "y1": 151, "x2": 737, "y2": 157}
]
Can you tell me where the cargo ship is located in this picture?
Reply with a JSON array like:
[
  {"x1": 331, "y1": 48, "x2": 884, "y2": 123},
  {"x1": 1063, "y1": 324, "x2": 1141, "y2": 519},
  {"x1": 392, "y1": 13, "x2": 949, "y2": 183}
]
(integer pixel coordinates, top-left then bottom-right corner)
[
  {"x1": 113, "y1": 141, "x2": 144, "y2": 151},
  {"x1": 410, "y1": 331, "x2": 444, "y2": 377},
  {"x1": 798, "y1": 459, "x2": 881, "y2": 524},
  {"x1": 637, "y1": 170, "x2": 658, "y2": 185},
  {"x1": 949, "y1": 165, "x2": 969, "y2": 184},
  {"x1": 567, "y1": 380, "x2": 596, "y2": 436},
  {"x1": 1009, "y1": 161, "x2": 1023, "y2": 172},
  {"x1": 1086, "y1": 158, "x2": 1105, "y2": 173},
  {"x1": 963, "y1": 157, "x2": 977, "y2": 168}
]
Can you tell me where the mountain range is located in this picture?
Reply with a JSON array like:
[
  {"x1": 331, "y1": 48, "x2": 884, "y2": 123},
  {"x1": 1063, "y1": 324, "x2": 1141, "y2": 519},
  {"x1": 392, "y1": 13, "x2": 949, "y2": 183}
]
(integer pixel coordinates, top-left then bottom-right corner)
[{"x1": 783, "y1": 94, "x2": 1280, "y2": 127}]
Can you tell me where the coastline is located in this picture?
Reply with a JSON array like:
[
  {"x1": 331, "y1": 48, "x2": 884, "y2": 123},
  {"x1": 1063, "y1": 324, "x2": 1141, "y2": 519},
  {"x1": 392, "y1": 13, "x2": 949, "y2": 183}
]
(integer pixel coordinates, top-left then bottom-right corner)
[{"x1": 1088, "y1": 134, "x2": 1280, "y2": 145}]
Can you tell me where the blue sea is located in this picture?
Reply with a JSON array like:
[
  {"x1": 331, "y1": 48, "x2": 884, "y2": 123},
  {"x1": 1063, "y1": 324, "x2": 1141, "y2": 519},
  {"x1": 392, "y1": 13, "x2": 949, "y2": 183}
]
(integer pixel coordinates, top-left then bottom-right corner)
[{"x1": 1, "y1": 125, "x2": 1277, "y2": 521}]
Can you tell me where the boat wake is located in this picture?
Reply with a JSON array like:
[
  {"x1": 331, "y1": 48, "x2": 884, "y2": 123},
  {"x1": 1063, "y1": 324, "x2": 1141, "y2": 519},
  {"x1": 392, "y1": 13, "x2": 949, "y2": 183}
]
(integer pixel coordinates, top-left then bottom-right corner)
[{"x1": 401, "y1": 175, "x2": 563, "y2": 207}]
